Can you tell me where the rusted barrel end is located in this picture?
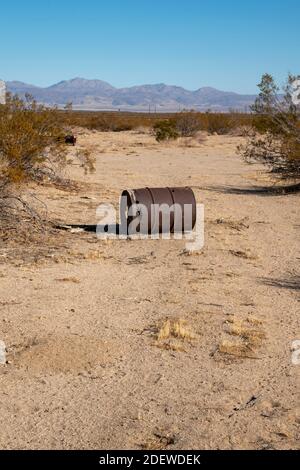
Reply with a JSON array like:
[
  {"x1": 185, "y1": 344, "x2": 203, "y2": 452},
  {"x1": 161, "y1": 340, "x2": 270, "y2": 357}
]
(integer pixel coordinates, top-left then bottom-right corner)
[{"x1": 120, "y1": 187, "x2": 196, "y2": 235}]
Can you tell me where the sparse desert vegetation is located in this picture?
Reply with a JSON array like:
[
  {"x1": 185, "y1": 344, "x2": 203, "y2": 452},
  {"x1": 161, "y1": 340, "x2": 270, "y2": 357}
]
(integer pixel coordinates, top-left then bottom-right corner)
[
  {"x1": 154, "y1": 318, "x2": 196, "y2": 352},
  {"x1": 61, "y1": 108, "x2": 253, "y2": 137},
  {"x1": 217, "y1": 316, "x2": 266, "y2": 360},
  {"x1": 0, "y1": 94, "x2": 94, "y2": 241},
  {"x1": 239, "y1": 74, "x2": 300, "y2": 182},
  {"x1": 0, "y1": 77, "x2": 299, "y2": 450},
  {"x1": 2, "y1": 0, "x2": 300, "y2": 456}
]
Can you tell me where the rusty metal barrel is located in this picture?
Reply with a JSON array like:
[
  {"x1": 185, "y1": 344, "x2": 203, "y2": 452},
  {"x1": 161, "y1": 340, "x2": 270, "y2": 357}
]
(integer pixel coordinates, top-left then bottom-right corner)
[{"x1": 120, "y1": 187, "x2": 196, "y2": 235}]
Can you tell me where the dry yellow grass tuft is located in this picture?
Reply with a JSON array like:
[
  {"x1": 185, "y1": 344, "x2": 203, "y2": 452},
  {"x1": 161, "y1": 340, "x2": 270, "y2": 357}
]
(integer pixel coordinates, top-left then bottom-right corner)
[
  {"x1": 158, "y1": 319, "x2": 196, "y2": 341},
  {"x1": 218, "y1": 340, "x2": 257, "y2": 359},
  {"x1": 226, "y1": 319, "x2": 265, "y2": 345},
  {"x1": 217, "y1": 316, "x2": 265, "y2": 360},
  {"x1": 157, "y1": 319, "x2": 171, "y2": 341},
  {"x1": 155, "y1": 318, "x2": 196, "y2": 352}
]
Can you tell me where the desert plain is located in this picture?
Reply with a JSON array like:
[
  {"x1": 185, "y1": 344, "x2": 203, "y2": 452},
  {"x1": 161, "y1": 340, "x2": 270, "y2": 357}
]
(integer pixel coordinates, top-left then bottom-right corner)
[{"x1": 0, "y1": 129, "x2": 299, "y2": 450}]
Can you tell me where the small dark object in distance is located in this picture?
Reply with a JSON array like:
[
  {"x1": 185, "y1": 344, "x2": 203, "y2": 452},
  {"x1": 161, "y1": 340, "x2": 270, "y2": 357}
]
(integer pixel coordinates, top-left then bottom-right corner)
[{"x1": 65, "y1": 135, "x2": 77, "y2": 146}]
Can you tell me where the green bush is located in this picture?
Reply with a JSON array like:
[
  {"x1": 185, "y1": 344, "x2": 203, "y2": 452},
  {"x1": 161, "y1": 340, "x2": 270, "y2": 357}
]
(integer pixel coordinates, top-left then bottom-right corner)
[
  {"x1": 153, "y1": 120, "x2": 179, "y2": 142},
  {"x1": 239, "y1": 73, "x2": 300, "y2": 180}
]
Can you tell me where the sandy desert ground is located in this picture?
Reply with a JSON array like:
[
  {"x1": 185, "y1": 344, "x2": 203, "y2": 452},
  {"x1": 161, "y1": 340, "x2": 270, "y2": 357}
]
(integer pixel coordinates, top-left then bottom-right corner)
[{"x1": 0, "y1": 129, "x2": 299, "y2": 450}]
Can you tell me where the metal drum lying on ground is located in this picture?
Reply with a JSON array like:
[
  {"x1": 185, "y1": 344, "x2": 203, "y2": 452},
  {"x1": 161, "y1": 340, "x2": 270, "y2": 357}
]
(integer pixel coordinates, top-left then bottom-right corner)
[{"x1": 120, "y1": 187, "x2": 197, "y2": 235}]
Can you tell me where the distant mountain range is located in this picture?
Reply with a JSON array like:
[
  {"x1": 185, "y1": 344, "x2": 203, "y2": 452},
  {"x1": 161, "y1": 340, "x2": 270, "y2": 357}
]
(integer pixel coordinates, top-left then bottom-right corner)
[{"x1": 6, "y1": 78, "x2": 256, "y2": 112}]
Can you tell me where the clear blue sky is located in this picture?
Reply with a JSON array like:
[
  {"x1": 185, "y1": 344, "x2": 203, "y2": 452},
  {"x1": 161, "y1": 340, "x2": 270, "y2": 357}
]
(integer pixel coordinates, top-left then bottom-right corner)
[{"x1": 0, "y1": 0, "x2": 299, "y2": 93}]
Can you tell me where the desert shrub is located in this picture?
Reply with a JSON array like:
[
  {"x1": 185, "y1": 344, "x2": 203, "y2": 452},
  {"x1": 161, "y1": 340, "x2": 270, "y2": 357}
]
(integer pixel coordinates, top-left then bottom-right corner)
[
  {"x1": 110, "y1": 118, "x2": 134, "y2": 132},
  {"x1": 61, "y1": 111, "x2": 154, "y2": 132},
  {"x1": 60, "y1": 110, "x2": 254, "y2": 137},
  {"x1": 201, "y1": 112, "x2": 236, "y2": 135},
  {"x1": 153, "y1": 120, "x2": 179, "y2": 142},
  {"x1": 175, "y1": 112, "x2": 202, "y2": 137},
  {"x1": 238, "y1": 74, "x2": 300, "y2": 180},
  {"x1": 0, "y1": 93, "x2": 67, "y2": 186},
  {"x1": 86, "y1": 115, "x2": 112, "y2": 131},
  {"x1": 0, "y1": 93, "x2": 90, "y2": 238},
  {"x1": 83, "y1": 115, "x2": 134, "y2": 132}
]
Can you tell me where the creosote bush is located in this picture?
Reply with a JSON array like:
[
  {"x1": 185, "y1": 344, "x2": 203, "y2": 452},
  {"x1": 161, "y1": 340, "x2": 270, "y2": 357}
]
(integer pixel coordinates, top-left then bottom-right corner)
[
  {"x1": 0, "y1": 93, "x2": 92, "y2": 238},
  {"x1": 0, "y1": 93, "x2": 67, "y2": 186},
  {"x1": 239, "y1": 73, "x2": 300, "y2": 181},
  {"x1": 153, "y1": 120, "x2": 179, "y2": 142}
]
